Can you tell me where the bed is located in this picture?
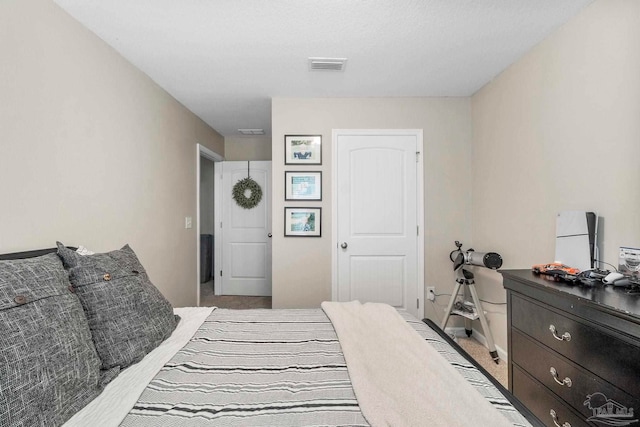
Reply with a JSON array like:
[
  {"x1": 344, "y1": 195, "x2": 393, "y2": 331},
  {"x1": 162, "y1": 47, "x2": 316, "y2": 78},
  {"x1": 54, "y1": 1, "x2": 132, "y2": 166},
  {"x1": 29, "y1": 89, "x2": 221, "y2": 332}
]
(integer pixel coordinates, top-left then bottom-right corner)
[{"x1": 0, "y1": 247, "x2": 542, "y2": 427}]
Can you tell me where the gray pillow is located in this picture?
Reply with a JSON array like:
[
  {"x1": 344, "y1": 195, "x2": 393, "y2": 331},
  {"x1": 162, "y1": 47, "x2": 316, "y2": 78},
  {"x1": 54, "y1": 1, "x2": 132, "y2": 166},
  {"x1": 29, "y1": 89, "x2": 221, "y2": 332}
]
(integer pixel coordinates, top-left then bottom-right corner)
[
  {"x1": 0, "y1": 253, "x2": 103, "y2": 427},
  {"x1": 56, "y1": 243, "x2": 179, "y2": 371}
]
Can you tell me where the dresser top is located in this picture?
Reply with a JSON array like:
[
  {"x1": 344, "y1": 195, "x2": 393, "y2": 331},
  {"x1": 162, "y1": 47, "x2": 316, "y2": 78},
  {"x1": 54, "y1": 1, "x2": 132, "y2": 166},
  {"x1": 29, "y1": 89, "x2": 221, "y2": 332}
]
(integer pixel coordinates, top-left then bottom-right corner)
[{"x1": 500, "y1": 269, "x2": 640, "y2": 323}]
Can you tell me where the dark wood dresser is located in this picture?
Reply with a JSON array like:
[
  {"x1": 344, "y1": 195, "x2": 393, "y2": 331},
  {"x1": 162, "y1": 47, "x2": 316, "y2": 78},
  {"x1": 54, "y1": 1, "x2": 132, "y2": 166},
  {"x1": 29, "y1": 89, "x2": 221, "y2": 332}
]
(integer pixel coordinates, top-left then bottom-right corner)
[{"x1": 501, "y1": 270, "x2": 640, "y2": 427}]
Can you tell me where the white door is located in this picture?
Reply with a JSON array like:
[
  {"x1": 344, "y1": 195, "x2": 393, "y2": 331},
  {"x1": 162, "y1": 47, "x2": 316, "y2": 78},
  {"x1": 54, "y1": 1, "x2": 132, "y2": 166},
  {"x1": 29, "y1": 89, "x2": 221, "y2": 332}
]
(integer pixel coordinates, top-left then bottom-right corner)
[
  {"x1": 217, "y1": 161, "x2": 272, "y2": 296},
  {"x1": 334, "y1": 130, "x2": 423, "y2": 317}
]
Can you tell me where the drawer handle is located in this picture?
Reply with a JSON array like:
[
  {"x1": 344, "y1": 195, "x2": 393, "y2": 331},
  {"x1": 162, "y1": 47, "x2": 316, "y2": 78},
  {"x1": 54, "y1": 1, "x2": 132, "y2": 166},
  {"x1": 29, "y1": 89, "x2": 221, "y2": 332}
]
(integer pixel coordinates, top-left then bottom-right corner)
[
  {"x1": 550, "y1": 409, "x2": 571, "y2": 427},
  {"x1": 550, "y1": 367, "x2": 572, "y2": 387},
  {"x1": 549, "y1": 324, "x2": 571, "y2": 342}
]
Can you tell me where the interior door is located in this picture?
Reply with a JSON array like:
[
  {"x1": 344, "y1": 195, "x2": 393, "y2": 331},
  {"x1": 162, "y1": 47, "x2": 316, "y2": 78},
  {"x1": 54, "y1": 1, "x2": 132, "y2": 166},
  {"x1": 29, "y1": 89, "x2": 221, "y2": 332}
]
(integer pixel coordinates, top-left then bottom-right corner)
[
  {"x1": 218, "y1": 161, "x2": 272, "y2": 296},
  {"x1": 335, "y1": 131, "x2": 422, "y2": 317}
]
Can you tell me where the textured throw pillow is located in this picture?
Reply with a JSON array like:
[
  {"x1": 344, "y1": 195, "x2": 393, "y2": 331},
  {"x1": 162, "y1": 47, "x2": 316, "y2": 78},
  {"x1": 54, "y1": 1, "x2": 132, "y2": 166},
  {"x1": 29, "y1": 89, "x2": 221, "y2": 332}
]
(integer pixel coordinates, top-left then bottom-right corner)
[
  {"x1": 56, "y1": 243, "x2": 179, "y2": 371},
  {"x1": 0, "y1": 253, "x2": 103, "y2": 427}
]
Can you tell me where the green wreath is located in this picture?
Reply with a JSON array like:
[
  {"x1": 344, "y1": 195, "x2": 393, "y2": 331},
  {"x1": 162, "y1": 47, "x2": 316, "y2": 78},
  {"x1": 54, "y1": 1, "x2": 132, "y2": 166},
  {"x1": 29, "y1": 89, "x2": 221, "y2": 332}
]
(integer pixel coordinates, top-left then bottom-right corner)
[{"x1": 232, "y1": 177, "x2": 263, "y2": 209}]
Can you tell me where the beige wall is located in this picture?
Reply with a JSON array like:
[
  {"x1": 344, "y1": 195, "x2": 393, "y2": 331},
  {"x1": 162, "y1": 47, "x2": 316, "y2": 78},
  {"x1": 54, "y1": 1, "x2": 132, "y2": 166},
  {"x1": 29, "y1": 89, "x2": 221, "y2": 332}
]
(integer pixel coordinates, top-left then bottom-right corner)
[
  {"x1": 272, "y1": 98, "x2": 473, "y2": 320},
  {"x1": 0, "y1": 0, "x2": 224, "y2": 307},
  {"x1": 224, "y1": 136, "x2": 272, "y2": 161},
  {"x1": 471, "y1": 0, "x2": 640, "y2": 351}
]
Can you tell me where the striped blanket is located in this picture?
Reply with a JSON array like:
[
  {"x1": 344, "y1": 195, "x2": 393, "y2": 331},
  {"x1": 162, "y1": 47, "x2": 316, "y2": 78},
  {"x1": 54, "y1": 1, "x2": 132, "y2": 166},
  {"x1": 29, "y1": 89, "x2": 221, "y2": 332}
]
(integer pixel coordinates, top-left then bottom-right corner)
[{"x1": 120, "y1": 308, "x2": 531, "y2": 426}]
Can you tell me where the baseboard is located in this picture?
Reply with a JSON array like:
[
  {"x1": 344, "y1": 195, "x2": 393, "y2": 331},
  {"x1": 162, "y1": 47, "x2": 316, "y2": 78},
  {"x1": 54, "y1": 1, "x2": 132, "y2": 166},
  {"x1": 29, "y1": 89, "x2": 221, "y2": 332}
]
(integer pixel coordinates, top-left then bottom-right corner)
[{"x1": 444, "y1": 326, "x2": 508, "y2": 361}]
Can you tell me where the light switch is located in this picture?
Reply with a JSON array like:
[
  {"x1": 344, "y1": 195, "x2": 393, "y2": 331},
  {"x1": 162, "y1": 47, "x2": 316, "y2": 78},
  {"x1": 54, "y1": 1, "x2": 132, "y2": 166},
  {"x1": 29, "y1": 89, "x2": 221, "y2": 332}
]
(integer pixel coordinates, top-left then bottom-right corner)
[{"x1": 185, "y1": 216, "x2": 192, "y2": 229}]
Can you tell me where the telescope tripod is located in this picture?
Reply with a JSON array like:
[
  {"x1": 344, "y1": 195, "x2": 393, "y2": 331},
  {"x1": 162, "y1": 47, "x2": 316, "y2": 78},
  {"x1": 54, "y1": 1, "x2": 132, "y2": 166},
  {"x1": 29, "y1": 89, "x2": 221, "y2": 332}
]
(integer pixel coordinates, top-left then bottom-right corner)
[{"x1": 441, "y1": 266, "x2": 500, "y2": 364}]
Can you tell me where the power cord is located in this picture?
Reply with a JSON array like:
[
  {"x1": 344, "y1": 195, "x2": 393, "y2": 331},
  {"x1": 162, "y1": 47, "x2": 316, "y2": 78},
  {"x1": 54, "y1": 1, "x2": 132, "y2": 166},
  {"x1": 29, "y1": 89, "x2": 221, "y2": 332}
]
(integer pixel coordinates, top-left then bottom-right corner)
[
  {"x1": 433, "y1": 292, "x2": 506, "y2": 305},
  {"x1": 479, "y1": 299, "x2": 507, "y2": 305},
  {"x1": 594, "y1": 259, "x2": 619, "y2": 272},
  {"x1": 433, "y1": 292, "x2": 452, "y2": 297}
]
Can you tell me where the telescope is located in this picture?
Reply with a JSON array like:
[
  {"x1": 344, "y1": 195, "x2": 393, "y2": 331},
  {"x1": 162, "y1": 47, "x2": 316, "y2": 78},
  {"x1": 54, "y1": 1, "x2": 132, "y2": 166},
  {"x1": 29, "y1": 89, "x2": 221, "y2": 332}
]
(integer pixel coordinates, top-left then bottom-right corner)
[
  {"x1": 442, "y1": 240, "x2": 503, "y2": 363},
  {"x1": 449, "y1": 241, "x2": 503, "y2": 271}
]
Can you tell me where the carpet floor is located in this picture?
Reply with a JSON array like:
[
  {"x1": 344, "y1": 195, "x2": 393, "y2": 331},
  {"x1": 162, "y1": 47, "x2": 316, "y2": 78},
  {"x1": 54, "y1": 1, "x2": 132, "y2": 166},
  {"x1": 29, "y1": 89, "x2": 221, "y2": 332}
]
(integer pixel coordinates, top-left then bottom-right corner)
[
  {"x1": 456, "y1": 337, "x2": 507, "y2": 388},
  {"x1": 199, "y1": 280, "x2": 272, "y2": 309}
]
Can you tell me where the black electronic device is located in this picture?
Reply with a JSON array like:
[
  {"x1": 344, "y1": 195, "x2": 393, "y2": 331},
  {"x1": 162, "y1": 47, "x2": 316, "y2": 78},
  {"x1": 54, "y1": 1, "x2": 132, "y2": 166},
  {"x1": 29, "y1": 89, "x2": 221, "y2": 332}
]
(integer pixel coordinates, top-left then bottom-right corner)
[
  {"x1": 575, "y1": 268, "x2": 611, "y2": 286},
  {"x1": 575, "y1": 274, "x2": 598, "y2": 287},
  {"x1": 583, "y1": 268, "x2": 610, "y2": 279}
]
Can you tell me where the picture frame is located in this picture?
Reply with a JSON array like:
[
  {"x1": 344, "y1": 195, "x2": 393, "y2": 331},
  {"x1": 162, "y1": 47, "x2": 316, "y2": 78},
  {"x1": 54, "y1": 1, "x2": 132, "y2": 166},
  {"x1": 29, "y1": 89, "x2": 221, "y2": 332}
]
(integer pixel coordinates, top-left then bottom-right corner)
[
  {"x1": 284, "y1": 135, "x2": 322, "y2": 165},
  {"x1": 284, "y1": 207, "x2": 321, "y2": 237},
  {"x1": 285, "y1": 171, "x2": 322, "y2": 201}
]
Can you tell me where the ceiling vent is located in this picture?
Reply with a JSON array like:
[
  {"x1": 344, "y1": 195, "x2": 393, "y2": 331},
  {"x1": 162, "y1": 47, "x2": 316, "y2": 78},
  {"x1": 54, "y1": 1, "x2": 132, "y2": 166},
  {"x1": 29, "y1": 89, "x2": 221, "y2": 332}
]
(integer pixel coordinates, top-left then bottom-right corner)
[
  {"x1": 238, "y1": 129, "x2": 265, "y2": 135},
  {"x1": 308, "y1": 57, "x2": 347, "y2": 72}
]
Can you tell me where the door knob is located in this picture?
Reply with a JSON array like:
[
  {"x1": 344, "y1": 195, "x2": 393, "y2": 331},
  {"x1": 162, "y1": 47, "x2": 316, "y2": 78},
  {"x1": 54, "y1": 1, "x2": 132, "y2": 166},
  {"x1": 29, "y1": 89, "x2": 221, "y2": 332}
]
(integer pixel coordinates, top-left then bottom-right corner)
[
  {"x1": 341, "y1": 242, "x2": 348, "y2": 249},
  {"x1": 268, "y1": 233, "x2": 272, "y2": 238}
]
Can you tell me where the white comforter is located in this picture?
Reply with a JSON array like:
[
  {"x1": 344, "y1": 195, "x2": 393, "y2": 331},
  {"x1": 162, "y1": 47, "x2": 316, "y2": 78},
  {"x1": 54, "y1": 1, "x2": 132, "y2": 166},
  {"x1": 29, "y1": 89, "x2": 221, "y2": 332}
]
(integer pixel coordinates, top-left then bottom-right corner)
[{"x1": 322, "y1": 301, "x2": 515, "y2": 427}]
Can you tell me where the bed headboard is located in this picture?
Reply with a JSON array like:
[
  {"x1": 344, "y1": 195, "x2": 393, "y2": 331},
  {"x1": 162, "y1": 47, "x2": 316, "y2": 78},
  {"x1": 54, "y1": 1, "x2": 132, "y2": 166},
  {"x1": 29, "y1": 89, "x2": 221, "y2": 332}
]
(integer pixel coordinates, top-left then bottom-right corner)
[{"x1": 0, "y1": 247, "x2": 76, "y2": 261}]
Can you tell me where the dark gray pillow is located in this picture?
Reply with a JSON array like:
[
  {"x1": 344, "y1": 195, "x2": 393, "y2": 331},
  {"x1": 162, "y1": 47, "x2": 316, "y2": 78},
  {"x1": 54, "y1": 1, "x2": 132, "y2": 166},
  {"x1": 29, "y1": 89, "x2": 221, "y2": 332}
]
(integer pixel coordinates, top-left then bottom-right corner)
[
  {"x1": 0, "y1": 253, "x2": 103, "y2": 427},
  {"x1": 56, "y1": 243, "x2": 179, "y2": 371}
]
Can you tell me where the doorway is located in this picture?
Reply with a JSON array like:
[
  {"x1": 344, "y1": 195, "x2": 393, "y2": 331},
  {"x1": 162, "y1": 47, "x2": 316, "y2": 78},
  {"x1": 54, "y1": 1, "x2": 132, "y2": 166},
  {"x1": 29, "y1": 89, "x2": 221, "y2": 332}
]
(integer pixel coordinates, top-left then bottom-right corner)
[
  {"x1": 215, "y1": 160, "x2": 272, "y2": 297},
  {"x1": 197, "y1": 146, "x2": 273, "y2": 308},
  {"x1": 197, "y1": 144, "x2": 223, "y2": 307},
  {"x1": 332, "y1": 130, "x2": 424, "y2": 318}
]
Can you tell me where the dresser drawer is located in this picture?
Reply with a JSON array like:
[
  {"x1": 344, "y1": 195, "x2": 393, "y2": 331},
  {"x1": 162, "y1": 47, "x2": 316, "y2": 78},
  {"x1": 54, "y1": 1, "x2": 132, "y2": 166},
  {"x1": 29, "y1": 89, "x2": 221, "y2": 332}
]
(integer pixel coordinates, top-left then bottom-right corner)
[
  {"x1": 511, "y1": 294, "x2": 640, "y2": 397},
  {"x1": 513, "y1": 365, "x2": 589, "y2": 427},
  {"x1": 511, "y1": 329, "x2": 639, "y2": 420}
]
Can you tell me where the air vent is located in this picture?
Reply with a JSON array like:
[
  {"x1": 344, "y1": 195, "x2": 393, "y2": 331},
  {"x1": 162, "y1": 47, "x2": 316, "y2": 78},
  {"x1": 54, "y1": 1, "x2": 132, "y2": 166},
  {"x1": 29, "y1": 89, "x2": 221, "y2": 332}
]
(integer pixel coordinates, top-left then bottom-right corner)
[
  {"x1": 238, "y1": 129, "x2": 265, "y2": 135},
  {"x1": 308, "y1": 57, "x2": 347, "y2": 72}
]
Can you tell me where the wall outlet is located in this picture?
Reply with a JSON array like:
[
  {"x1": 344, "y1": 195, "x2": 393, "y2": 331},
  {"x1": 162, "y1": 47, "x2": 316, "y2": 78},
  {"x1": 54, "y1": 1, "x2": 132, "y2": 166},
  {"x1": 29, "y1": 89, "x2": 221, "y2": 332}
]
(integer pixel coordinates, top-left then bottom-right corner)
[{"x1": 427, "y1": 286, "x2": 436, "y2": 301}]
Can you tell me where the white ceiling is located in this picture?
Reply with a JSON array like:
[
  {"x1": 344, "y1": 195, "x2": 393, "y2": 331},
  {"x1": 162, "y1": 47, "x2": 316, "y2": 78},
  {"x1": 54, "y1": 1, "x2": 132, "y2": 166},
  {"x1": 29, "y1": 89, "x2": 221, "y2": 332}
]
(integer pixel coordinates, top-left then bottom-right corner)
[{"x1": 53, "y1": 0, "x2": 594, "y2": 136}]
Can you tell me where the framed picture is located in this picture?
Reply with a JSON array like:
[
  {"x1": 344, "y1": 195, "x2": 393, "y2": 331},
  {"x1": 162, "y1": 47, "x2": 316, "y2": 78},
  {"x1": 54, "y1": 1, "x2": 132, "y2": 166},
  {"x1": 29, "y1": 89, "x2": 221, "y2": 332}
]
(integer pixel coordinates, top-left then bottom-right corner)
[
  {"x1": 285, "y1": 135, "x2": 322, "y2": 165},
  {"x1": 284, "y1": 207, "x2": 321, "y2": 237},
  {"x1": 285, "y1": 171, "x2": 322, "y2": 201}
]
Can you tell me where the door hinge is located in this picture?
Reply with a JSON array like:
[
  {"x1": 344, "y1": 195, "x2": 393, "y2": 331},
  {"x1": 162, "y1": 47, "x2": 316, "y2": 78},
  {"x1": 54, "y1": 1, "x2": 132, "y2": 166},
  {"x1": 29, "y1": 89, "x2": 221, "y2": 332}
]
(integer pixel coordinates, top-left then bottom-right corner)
[
  {"x1": 416, "y1": 151, "x2": 420, "y2": 162},
  {"x1": 220, "y1": 270, "x2": 222, "y2": 277},
  {"x1": 417, "y1": 298, "x2": 419, "y2": 309},
  {"x1": 220, "y1": 222, "x2": 223, "y2": 228}
]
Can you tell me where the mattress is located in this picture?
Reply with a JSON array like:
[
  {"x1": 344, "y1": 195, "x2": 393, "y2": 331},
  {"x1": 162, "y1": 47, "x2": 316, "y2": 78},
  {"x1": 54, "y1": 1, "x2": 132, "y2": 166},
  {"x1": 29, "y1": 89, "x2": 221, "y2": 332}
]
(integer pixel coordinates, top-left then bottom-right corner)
[{"x1": 66, "y1": 307, "x2": 532, "y2": 426}]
